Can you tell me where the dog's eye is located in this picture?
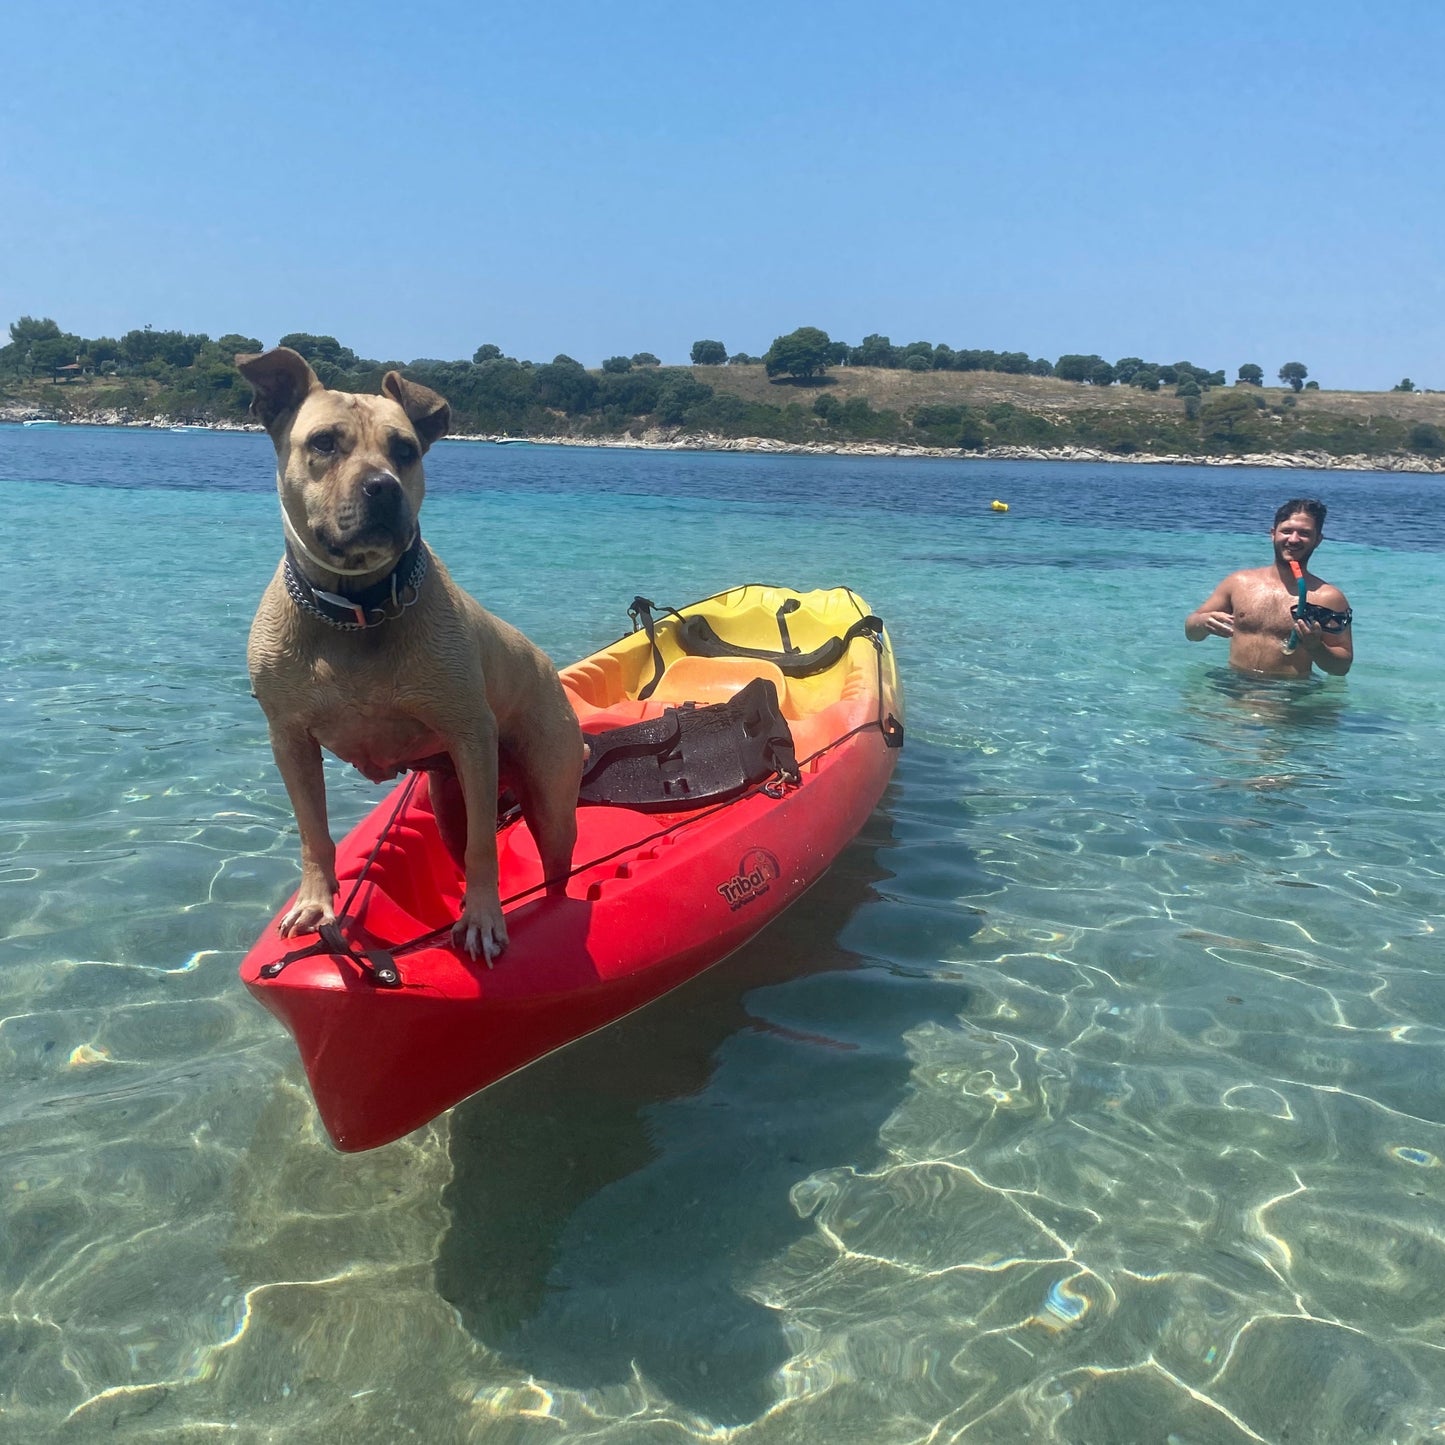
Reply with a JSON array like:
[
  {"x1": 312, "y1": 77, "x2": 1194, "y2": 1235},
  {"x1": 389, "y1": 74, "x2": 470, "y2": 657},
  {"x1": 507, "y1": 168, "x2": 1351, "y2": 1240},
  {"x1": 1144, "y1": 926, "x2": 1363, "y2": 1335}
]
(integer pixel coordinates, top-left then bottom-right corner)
[
  {"x1": 391, "y1": 438, "x2": 419, "y2": 467},
  {"x1": 308, "y1": 431, "x2": 337, "y2": 456}
]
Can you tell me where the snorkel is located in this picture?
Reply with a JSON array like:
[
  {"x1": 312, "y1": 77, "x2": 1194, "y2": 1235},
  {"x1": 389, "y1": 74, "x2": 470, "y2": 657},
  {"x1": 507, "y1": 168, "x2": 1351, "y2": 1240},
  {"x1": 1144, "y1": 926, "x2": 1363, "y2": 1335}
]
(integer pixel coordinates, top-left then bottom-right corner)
[{"x1": 1281, "y1": 558, "x2": 1307, "y2": 654}]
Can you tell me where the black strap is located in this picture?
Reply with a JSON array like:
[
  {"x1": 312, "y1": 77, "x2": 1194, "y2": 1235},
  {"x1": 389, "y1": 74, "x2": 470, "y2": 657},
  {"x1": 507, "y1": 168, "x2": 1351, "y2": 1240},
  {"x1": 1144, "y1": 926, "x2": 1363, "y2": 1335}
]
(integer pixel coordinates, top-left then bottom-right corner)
[
  {"x1": 676, "y1": 612, "x2": 885, "y2": 677},
  {"x1": 629, "y1": 596, "x2": 670, "y2": 700},
  {"x1": 259, "y1": 921, "x2": 402, "y2": 987}
]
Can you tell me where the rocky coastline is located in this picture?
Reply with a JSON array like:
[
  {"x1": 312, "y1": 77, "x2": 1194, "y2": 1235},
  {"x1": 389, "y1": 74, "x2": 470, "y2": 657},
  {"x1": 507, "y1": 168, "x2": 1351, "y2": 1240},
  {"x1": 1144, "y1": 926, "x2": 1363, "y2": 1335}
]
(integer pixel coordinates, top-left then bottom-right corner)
[{"x1": 4, "y1": 404, "x2": 1441, "y2": 473}]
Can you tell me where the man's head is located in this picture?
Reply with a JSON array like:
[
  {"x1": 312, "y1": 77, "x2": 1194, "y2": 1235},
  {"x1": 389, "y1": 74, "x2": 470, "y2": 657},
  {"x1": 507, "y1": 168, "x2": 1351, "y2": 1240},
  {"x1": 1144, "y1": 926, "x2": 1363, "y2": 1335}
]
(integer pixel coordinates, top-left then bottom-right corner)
[{"x1": 1271, "y1": 497, "x2": 1327, "y2": 568}]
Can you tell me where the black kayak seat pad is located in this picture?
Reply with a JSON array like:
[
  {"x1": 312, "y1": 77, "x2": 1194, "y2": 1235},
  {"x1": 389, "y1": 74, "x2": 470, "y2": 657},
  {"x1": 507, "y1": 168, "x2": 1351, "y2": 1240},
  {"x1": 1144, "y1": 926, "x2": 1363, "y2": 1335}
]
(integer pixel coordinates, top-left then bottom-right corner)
[{"x1": 578, "y1": 675, "x2": 798, "y2": 813}]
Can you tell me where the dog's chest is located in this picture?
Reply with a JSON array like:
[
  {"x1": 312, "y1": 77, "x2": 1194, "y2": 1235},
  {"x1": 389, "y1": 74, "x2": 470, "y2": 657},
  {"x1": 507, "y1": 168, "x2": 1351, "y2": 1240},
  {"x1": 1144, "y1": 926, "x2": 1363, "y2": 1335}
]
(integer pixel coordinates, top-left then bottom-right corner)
[{"x1": 310, "y1": 695, "x2": 448, "y2": 783}]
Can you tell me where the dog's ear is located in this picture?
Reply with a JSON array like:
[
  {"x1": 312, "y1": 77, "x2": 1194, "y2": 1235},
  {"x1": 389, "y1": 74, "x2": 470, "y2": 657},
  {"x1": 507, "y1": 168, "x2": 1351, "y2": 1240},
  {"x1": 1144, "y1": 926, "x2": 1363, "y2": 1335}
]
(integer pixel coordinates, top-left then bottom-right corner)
[
  {"x1": 381, "y1": 371, "x2": 450, "y2": 453},
  {"x1": 236, "y1": 348, "x2": 321, "y2": 434}
]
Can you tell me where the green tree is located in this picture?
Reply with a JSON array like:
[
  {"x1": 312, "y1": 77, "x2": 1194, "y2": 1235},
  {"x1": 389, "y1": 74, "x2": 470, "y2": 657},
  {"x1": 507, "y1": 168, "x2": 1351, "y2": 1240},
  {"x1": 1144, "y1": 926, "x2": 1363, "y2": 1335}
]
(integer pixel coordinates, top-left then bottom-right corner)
[
  {"x1": 1131, "y1": 368, "x2": 1161, "y2": 392},
  {"x1": 850, "y1": 333, "x2": 897, "y2": 368},
  {"x1": 728, "y1": 352, "x2": 760, "y2": 365},
  {"x1": 472, "y1": 343, "x2": 504, "y2": 363},
  {"x1": 1304, "y1": 380, "x2": 1319, "y2": 390},
  {"x1": 1114, "y1": 357, "x2": 1145, "y2": 384},
  {"x1": 654, "y1": 371, "x2": 714, "y2": 425},
  {"x1": 958, "y1": 410, "x2": 987, "y2": 450},
  {"x1": 84, "y1": 336, "x2": 121, "y2": 371},
  {"x1": 32, "y1": 331, "x2": 83, "y2": 374},
  {"x1": 689, "y1": 339, "x2": 727, "y2": 365},
  {"x1": 217, "y1": 333, "x2": 263, "y2": 357},
  {"x1": 1088, "y1": 360, "x2": 1116, "y2": 386},
  {"x1": 1393, "y1": 378, "x2": 1416, "y2": 392},
  {"x1": 1201, "y1": 391, "x2": 1265, "y2": 444},
  {"x1": 1237, "y1": 363, "x2": 1264, "y2": 386},
  {"x1": 601, "y1": 355, "x2": 632, "y2": 373},
  {"x1": 535, "y1": 355, "x2": 597, "y2": 413},
  {"x1": 631, "y1": 352, "x2": 661, "y2": 368},
  {"x1": 1279, "y1": 361, "x2": 1309, "y2": 392},
  {"x1": 1408, "y1": 422, "x2": 1443, "y2": 454},
  {"x1": 276, "y1": 333, "x2": 359, "y2": 370},
  {"x1": 3, "y1": 316, "x2": 63, "y2": 374},
  {"x1": 8, "y1": 315, "x2": 62, "y2": 347},
  {"x1": 1055, "y1": 354, "x2": 1105, "y2": 383},
  {"x1": 764, "y1": 326, "x2": 834, "y2": 380}
]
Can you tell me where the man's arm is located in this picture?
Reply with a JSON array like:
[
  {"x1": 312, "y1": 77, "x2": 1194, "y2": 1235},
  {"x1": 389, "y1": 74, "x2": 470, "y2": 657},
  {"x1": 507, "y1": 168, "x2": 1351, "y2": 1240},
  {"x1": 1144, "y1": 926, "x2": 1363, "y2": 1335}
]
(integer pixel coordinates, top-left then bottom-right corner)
[
  {"x1": 1185, "y1": 577, "x2": 1236, "y2": 642},
  {"x1": 1297, "y1": 585, "x2": 1354, "y2": 675}
]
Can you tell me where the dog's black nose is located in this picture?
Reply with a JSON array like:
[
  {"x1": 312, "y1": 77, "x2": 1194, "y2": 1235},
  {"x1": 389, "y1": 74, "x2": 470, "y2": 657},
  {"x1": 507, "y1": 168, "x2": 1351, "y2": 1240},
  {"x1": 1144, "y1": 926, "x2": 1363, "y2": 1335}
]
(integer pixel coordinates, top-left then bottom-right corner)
[
  {"x1": 359, "y1": 470, "x2": 405, "y2": 526},
  {"x1": 361, "y1": 470, "x2": 402, "y2": 500}
]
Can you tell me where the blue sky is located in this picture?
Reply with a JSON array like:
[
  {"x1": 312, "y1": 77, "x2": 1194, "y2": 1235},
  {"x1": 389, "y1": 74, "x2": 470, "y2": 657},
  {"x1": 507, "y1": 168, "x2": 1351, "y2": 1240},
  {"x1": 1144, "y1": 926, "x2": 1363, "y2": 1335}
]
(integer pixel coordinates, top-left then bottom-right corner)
[{"x1": 4, "y1": 1, "x2": 1440, "y2": 389}]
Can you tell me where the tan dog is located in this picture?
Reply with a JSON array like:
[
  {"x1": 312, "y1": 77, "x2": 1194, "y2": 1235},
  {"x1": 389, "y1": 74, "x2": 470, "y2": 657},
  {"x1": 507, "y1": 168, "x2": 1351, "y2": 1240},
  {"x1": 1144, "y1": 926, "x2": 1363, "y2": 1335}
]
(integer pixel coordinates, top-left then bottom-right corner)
[{"x1": 239, "y1": 347, "x2": 583, "y2": 963}]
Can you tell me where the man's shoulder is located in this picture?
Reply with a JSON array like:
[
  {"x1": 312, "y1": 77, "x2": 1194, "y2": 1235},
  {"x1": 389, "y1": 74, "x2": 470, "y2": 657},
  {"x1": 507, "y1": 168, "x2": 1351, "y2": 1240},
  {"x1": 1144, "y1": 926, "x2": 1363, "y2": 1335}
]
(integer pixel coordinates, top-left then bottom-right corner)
[{"x1": 1227, "y1": 565, "x2": 1276, "y2": 589}]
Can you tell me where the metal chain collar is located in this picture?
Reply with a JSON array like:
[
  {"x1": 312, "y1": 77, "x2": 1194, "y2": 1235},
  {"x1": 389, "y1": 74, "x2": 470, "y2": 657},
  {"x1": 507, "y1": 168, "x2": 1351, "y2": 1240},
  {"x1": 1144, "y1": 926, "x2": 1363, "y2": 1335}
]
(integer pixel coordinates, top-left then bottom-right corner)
[{"x1": 283, "y1": 544, "x2": 429, "y2": 631}]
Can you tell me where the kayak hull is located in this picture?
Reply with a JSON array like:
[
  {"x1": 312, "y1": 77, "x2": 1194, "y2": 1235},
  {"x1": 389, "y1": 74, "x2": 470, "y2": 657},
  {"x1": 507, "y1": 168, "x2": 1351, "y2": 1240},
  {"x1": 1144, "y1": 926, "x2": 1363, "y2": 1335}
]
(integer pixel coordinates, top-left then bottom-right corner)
[{"x1": 241, "y1": 583, "x2": 903, "y2": 1151}]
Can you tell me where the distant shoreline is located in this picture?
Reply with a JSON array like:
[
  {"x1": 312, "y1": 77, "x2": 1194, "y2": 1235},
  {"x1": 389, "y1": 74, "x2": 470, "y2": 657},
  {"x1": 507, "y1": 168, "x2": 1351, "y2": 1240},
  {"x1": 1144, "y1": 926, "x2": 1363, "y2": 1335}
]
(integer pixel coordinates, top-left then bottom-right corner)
[{"x1": 4, "y1": 409, "x2": 1442, "y2": 474}]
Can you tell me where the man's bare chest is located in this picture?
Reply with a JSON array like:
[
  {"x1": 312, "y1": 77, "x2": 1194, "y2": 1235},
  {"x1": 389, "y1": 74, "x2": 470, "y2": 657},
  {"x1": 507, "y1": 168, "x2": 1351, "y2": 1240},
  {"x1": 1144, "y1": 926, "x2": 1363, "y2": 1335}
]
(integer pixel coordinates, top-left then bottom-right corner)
[{"x1": 1232, "y1": 579, "x2": 1296, "y2": 634}]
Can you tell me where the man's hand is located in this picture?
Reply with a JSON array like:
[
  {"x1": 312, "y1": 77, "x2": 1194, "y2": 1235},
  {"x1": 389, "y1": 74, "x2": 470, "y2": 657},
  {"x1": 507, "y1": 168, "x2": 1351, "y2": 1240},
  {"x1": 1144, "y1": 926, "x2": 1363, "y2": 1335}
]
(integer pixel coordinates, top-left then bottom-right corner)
[
  {"x1": 1294, "y1": 613, "x2": 1353, "y2": 675},
  {"x1": 1186, "y1": 609, "x2": 1234, "y2": 641}
]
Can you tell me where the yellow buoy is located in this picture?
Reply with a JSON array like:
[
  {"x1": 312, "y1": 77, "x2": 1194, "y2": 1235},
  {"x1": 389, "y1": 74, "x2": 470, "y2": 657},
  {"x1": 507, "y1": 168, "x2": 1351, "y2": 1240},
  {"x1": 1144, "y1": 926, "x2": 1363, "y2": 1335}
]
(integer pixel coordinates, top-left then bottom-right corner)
[{"x1": 990, "y1": 500, "x2": 1009, "y2": 512}]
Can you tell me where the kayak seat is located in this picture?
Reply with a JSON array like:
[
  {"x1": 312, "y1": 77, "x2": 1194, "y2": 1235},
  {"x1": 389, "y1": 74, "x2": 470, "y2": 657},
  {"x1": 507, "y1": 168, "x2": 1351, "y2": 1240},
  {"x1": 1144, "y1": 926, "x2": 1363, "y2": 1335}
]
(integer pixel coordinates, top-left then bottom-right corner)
[
  {"x1": 560, "y1": 655, "x2": 628, "y2": 709},
  {"x1": 578, "y1": 675, "x2": 798, "y2": 813},
  {"x1": 648, "y1": 656, "x2": 792, "y2": 715}
]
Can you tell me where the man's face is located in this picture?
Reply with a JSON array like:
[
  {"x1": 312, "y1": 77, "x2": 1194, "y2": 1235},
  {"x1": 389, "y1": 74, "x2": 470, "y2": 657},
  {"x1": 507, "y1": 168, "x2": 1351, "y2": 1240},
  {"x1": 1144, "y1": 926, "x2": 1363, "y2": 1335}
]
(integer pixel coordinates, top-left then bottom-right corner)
[{"x1": 1272, "y1": 512, "x2": 1321, "y2": 567}]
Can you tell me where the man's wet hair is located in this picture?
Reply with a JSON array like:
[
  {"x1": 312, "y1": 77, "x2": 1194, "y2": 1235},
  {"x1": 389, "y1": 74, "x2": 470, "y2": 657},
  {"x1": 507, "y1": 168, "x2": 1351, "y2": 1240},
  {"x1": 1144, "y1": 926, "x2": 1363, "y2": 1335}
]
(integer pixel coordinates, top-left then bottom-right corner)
[{"x1": 1274, "y1": 498, "x2": 1327, "y2": 532}]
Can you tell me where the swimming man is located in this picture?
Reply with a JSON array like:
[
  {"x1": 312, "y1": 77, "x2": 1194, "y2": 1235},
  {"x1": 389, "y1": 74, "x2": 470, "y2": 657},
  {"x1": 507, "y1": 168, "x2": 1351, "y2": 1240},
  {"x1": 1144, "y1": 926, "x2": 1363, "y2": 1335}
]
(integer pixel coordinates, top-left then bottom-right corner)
[{"x1": 1185, "y1": 499, "x2": 1353, "y2": 677}]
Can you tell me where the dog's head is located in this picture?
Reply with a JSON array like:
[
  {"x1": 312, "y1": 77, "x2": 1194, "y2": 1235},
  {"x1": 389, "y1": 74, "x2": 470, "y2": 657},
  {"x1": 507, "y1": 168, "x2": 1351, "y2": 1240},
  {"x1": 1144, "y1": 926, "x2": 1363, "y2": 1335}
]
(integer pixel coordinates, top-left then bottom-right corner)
[{"x1": 237, "y1": 347, "x2": 450, "y2": 576}]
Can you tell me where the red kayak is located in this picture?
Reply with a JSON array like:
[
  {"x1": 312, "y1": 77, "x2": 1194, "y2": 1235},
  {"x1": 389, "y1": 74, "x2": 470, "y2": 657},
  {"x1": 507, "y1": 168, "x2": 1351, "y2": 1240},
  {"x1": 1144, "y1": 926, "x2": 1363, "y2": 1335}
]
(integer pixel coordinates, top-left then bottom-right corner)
[{"x1": 240, "y1": 583, "x2": 904, "y2": 1151}]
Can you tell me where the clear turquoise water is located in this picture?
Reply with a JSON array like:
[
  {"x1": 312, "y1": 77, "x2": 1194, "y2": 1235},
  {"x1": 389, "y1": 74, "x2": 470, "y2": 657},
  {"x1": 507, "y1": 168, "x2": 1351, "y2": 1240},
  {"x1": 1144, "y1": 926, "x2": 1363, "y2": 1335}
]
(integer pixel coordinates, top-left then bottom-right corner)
[{"x1": 2, "y1": 426, "x2": 1443, "y2": 1443}]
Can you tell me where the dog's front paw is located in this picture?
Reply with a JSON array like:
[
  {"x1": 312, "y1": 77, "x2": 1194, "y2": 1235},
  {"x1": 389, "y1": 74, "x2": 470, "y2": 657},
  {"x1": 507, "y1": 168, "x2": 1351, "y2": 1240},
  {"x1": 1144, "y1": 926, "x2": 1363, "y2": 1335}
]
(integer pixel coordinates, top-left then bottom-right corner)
[
  {"x1": 453, "y1": 899, "x2": 508, "y2": 967},
  {"x1": 278, "y1": 890, "x2": 338, "y2": 937}
]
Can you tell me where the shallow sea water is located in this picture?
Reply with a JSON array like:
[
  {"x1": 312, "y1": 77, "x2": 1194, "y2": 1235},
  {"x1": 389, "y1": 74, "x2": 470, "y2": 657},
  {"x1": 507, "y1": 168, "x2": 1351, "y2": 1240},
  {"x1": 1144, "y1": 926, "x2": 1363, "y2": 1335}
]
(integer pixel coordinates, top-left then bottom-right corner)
[{"x1": 2, "y1": 426, "x2": 1443, "y2": 1443}]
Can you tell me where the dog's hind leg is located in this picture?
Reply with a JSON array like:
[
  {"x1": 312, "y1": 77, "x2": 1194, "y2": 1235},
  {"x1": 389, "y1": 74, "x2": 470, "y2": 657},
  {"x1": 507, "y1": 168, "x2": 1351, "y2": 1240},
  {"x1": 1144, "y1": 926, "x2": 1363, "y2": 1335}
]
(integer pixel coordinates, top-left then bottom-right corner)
[
  {"x1": 510, "y1": 732, "x2": 584, "y2": 898},
  {"x1": 426, "y1": 764, "x2": 469, "y2": 873}
]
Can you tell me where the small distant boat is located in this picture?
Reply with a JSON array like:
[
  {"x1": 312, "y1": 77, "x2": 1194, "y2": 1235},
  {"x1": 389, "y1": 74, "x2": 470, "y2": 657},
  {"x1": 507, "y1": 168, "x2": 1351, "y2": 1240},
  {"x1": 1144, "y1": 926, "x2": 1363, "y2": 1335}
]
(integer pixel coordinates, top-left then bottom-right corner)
[
  {"x1": 22, "y1": 418, "x2": 61, "y2": 428},
  {"x1": 493, "y1": 436, "x2": 531, "y2": 445},
  {"x1": 170, "y1": 425, "x2": 209, "y2": 433}
]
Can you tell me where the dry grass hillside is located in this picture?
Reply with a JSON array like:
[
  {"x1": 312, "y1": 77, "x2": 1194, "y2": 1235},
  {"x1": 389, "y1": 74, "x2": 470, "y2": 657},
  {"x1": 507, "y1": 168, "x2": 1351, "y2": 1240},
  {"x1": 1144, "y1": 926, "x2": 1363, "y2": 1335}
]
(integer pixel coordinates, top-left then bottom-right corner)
[{"x1": 691, "y1": 364, "x2": 1445, "y2": 423}]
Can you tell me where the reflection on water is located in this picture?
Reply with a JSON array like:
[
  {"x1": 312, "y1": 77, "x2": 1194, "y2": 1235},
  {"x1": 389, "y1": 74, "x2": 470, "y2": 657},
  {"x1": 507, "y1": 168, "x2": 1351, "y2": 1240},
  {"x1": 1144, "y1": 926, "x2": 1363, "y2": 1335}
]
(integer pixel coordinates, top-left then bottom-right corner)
[
  {"x1": 1178, "y1": 666, "x2": 1351, "y2": 791},
  {"x1": 437, "y1": 801, "x2": 982, "y2": 1426}
]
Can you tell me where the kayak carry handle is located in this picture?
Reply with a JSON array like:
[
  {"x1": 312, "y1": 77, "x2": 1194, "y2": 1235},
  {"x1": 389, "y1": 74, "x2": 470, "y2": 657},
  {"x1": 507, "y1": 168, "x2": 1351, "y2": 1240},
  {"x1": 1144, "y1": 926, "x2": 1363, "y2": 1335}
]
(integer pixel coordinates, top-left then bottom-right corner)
[
  {"x1": 775, "y1": 598, "x2": 801, "y2": 654},
  {"x1": 258, "y1": 920, "x2": 402, "y2": 988}
]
